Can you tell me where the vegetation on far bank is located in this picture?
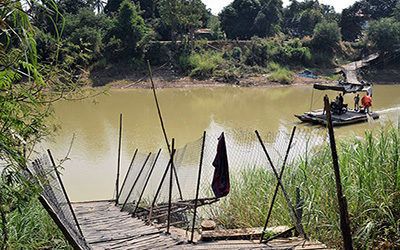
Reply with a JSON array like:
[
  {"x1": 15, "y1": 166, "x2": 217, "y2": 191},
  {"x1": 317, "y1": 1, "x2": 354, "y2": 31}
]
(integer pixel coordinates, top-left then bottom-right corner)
[
  {"x1": 29, "y1": 0, "x2": 400, "y2": 87},
  {"x1": 209, "y1": 125, "x2": 400, "y2": 249}
]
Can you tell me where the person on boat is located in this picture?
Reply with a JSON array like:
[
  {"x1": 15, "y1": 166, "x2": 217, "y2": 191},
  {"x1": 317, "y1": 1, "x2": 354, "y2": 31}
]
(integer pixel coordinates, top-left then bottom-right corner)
[
  {"x1": 361, "y1": 94, "x2": 372, "y2": 114},
  {"x1": 354, "y1": 94, "x2": 360, "y2": 111},
  {"x1": 338, "y1": 93, "x2": 344, "y2": 114}
]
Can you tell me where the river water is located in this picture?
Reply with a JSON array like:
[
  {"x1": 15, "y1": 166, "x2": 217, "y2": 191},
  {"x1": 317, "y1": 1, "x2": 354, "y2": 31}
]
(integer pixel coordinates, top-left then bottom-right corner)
[{"x1": 42, "y1": 85, "x2": 400, "y2": 201}]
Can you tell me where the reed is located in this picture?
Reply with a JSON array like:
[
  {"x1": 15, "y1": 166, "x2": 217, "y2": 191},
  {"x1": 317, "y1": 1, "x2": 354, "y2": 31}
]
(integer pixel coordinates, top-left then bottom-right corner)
[
  {"x1": 6, "y1": 199, "x2": 70, "y2": 249},
  {"x1": 209, "y1": 126, "x2": 400, "y2": 249}
]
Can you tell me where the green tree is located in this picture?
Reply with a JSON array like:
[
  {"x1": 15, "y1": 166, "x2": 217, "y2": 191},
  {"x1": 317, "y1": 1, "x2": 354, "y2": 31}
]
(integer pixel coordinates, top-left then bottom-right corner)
[
  {"x1": 104, "y1": 0, "x2": 123, "y2": 14},
  {"x1": 368, "y1": 18, "x2": 400, "y2": 52},
  {"x1": 311, "y1": 21, "x2": 341, "y2": 52},
  {"x1": 104, "y1": 0, "x2": 149, "y2": 62},
  {"x1": 58, "y1": 0, "x2": 89, "y2": 14},
  {"x1": 0, "y1": 1, "x2": 76, "y2": 247},
  {"x1": 158, "y1": 0, "x2": 208, "y2": 42},
  {"x1": 340, "y1": 1, "x2": 369, "y2": 41},
  {"x1": 283, "y1": 0, "x2": 335, "y2": 37},
  {"x1": 253, "y1": 0, "x2": 283, "y2": 37},
  {"x1": 63, "y1": 8, "x2": 112, "y2": 66},
  {"x1": 220, "y1": 0, "x2": 262, "y2": 39}
]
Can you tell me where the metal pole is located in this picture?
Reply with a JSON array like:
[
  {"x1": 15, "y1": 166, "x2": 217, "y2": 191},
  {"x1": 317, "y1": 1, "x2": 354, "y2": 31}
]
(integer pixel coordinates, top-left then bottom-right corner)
[
  {"x1": 133, "y1": 149, "x2": 162, "y2": 215},
  {"x1": 260, "y1": 127, "x2": 296, "y2": 243},
  {"x1": 190, "y1": 131, "x2": 206, "y2": 243},
  {"x1": 47, "y1": 149, "x2": 84, "y2": 238},
  {"x1": 147, "y1": 60, "x2": 183, "y2": 200},
  {"x1": 117, "y1": 149, "x2": 138, "y2": 204},
  {"x1": 116, "y1": 113, "x2": 123, "y2": 205},
  {"x1": 255, "y1": 130, "x2": 306, "y2": 238},
  {"x1": 121, "y1": 152, "x2": 152, "y2": 211},
  {"x1": 324, "y1": 96, "x2": 353, "y2": 250},
  {"x1": 166, "y1": 139, "x2": 175, "y2": 234}
]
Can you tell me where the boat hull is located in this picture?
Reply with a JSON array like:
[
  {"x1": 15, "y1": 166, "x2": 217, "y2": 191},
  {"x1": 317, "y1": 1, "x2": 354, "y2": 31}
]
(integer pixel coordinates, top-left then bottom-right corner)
[{"x1": 295, "y1": 110, "x2": 379, "y2": 126}]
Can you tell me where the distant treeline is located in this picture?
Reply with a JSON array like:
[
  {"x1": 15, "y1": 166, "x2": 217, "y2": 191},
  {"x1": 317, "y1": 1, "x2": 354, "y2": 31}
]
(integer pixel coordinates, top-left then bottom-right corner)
[{"x1": 26, "y1": 0, "x2": 400, "y2": 77}]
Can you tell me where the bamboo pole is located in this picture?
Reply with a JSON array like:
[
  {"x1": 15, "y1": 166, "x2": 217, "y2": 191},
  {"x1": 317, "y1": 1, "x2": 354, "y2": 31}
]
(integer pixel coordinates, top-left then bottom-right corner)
[
  {"x1": 190, "y1": 131, "x2": 206, "y2": 243},
  {"x1": 324, "y1": 95, "x2": 353, "y2": 250},
  {"x1": 147, "y1": 61, "x2": 183, "y2": 200},
  {"x1": 47, "y1": 149, "x2": 84, "y2": 238},
  {"x1": 166, "y1": 139, "x2": 176, "y2": 234},
  {"x1": 255, "y1": 131, "x2": 306, "y2": 238},
  {"x1": 118, "y1": 149, "x2": 138, "y2": 204},
  {"x1": 260, "y1": 127, "x2": 296, "y2": 243},
  {"x1": 115, "y1": 113, "x2": 123, "y2": 205}
]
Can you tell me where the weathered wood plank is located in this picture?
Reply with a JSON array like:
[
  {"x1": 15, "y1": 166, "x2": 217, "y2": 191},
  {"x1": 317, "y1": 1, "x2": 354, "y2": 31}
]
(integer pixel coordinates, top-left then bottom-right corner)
[
  {"x1": 201, "y1": 226, "x2": 292, "y2": 241},
  {"x1": 73, "y1": 201, "x2": 328, "y2": 250}
]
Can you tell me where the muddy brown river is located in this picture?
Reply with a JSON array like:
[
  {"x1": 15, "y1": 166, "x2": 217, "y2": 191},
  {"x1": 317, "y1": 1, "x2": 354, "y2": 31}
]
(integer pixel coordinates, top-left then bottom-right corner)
[{"x1": 42, "y1": 85, "x2": 400, "y2": 201}]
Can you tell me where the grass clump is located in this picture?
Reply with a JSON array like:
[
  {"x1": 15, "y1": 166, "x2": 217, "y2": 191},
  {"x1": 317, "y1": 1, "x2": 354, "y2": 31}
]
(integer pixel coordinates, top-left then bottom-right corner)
[
  {"x1": 6, "y1": 199, "x2": 70, "y2": 249},
  {"x1": 188, "y1": 51, "x2": 224, "y2": 79},
  {"x1": 267, "y1": 63, "x2": 294, "y2": 84},
  {"x1": 209, "y1": 126, "x2": 400, "y2": 249}
]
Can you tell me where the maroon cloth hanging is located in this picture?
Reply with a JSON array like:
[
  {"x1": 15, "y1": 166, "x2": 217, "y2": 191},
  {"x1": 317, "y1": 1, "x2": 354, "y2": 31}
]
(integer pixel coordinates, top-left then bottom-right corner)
[{"x1": 212, "y1": 132, "x2": 230, "y2": 198}]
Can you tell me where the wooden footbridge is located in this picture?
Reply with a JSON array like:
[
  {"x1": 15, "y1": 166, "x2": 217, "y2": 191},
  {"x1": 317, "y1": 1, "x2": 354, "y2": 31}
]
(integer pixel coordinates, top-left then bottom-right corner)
[
  {"x1": 30, "y1": 139, "x2": 331, "y2": 249},
  {"x1": 72, "y1": 200, "x2": 329, "y2": 249},
  {"x1": 338, "y1": 53, "x2": 379, "y2": 85}
]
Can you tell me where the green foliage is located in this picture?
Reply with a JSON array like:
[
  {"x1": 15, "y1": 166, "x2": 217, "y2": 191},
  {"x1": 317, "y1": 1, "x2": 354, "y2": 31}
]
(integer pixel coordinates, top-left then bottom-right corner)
[
  {"x1": 253, "y1": 0, "x2": 283, "y2": 37},
  {"x1": 220, "y1": 0, "x2": 262, "y2": 39},
  {"x1": 179, "y1": 52, "x2": 224, "y2": 79},
  {"x1": 283, "y1": 0, "x2": 337, "y2": 37},
  {"x1": 210, "y1": 126, "x2": 400, "y2": 248},
  {"x1": 244, "y1": 37, "x2": 312, "y2": 67},
  {"x1": 104, "y1": 0, "x2": 150, "y2": 63},
  {"x1": 208, "y1": 15, "x2": 225, "y2": 40},
  {"x1": 368, "y1": 18, "x2": 400, "y2": 52},
  {"x1": 311, "y1": 21, "x2": 341, "y2": 52},
  {"x1": 7, "y1": 200, "x2": 70, "y2": 249},
  {"x1": 267, "y1": 65, "x2": 294, "y2": 84},
  {"x1": 0, "y1": 1, "x2": 79, "y2": 247},
  {"x1": 158, "y1": 0, "x2": 209, "y2": 41},
  {"x1": 62, "y1": 8, "x2": 112, "y2": 67}
]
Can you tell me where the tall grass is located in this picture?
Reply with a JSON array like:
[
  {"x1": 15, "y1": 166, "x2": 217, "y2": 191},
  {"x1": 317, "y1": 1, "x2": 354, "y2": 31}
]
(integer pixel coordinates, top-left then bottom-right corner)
[
  {"x1": 267, "y1": 62, "x2": 294, "y2": 84},
  {"x1": 209, "y1": 126, "x2": 400, "y2": 249},
  {"x1": 6, "y1": 199, "x2": 70, "y2": 249},
  {"x1": 180, "y1": 51, "x2": 224, "y2": 79}
]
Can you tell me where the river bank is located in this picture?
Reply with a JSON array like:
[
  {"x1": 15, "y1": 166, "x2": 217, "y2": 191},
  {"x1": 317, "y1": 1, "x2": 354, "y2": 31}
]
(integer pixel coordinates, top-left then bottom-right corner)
[
  {"x1": 84, "y1": 66, "x2": 337, "y2": 89},
  {"x1": 84, "y1": 66, "x2": 400, "y2": 89}
]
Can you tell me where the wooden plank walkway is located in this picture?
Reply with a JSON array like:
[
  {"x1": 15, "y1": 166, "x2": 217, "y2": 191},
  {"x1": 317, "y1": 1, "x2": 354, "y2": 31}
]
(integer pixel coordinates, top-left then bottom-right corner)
[
  {"x1": 73, "y1": 201, "x2": 330, "y2": 250},
  {"x1": 73, "y1": 201, "x2": 184, "y2": 249}
]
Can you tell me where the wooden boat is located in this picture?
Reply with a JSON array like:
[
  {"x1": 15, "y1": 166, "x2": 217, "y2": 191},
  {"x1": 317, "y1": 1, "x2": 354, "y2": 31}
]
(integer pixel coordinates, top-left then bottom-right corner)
[{"x1": 296, "y1": 82, "x2": 380, "y2": 126}]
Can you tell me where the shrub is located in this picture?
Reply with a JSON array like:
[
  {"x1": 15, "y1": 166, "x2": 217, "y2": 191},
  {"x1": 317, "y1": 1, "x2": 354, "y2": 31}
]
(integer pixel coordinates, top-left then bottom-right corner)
[
  {"x1": 268, "y1": 65, "x2": 294, "y2": 84},
  {"x1": 187, "y1": 52, "x2": 224, "y2": 79}
]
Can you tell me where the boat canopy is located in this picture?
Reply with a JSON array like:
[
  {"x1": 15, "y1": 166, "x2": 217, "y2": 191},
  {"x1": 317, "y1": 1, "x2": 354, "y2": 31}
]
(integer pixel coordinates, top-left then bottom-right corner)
[{"x1": 313, "y1": 82, "x2": 371, "y2": 94}]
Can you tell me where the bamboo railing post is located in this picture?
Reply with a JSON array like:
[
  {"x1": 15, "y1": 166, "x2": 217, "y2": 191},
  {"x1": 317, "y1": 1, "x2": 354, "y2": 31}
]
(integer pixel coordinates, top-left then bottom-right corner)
[
  {"x1": 259, "y1": 127, "x2": 296, "y2": 243},
  {"x1": 132, "y1": 149, "x2": 162, "y2": 215},
  {"x1": 255, "y1": 130, "x2": 306, "y2": 239},
  {"x1": 324, "y1": 95, "x2": 353, "y2": 250},
  {"x1": 166, "y1": 139, "x2": 176, "y2": 234},
  {"x1": 115, "y1": 113, "x2": 123, "y2": 205},
  {"x1": 118, "y1": 149, "x2": 138, "y2": 204},
  {"x1": 190, "y1": 131, "x2": 206, "y2": 243},
  {"x1": 47, "y1": 149, "x2": 84, "y2": 238},
  {"x1": 147, "y1": 61, "x2": 183, "y2": 200},
  {"x1": 121, "y1": 152, "x2": 152, "y2": 211}
]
